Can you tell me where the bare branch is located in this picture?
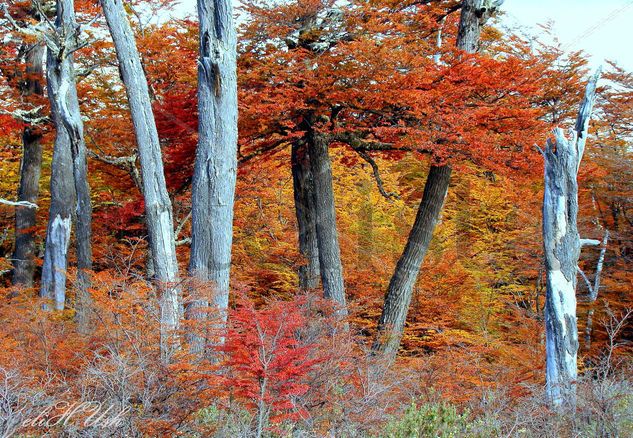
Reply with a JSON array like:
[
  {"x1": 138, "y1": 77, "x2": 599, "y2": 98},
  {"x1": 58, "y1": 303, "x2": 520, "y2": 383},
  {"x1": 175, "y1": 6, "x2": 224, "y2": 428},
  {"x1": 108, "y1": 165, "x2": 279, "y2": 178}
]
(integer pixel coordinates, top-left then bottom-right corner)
[
  {"x1": 0, "y1": 198, "x2": 38, "y2": 209},
  {"x1": 356, "y1": 151, "x2": 400, "y2": 201}
]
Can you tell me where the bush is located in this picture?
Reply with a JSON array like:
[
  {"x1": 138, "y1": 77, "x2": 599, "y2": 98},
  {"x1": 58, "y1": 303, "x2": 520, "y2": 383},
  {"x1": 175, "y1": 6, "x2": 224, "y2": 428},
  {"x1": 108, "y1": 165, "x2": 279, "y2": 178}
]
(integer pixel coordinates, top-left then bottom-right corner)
[{"x1": 382, "y1": 401, "x2": 475, "y2": 438}]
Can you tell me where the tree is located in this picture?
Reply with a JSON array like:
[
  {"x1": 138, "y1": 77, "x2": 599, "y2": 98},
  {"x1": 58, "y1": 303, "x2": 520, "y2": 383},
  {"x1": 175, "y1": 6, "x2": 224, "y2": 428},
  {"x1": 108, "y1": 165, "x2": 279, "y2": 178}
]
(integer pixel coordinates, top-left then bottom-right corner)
[
  {"x1": 373, "y1": 0, "x2": 504, "y2": 359},
  {"x1": 100, "y1": 0, "x2": 180, "y2": 357},
  {"x1": 6, "y1": 22, "x2": 46, "y2": 288},
  {"x1": 540, "y1": 69, "x2": 600, "y2": 408},
  {"x1": 220, "y1": 295, "x2": 322, "y2": 438},
  {"x1": 40, "y1": 0, "x2": 92, "y2": 317},
  {"x1": 187, "y1": 0, "x2": 239, "y2": 352}
]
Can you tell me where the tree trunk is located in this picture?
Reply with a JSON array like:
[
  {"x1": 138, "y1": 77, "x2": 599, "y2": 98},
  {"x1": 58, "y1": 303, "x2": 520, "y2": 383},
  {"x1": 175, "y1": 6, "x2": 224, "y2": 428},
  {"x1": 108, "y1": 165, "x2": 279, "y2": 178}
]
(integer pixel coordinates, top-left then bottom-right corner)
[
  {"x1": 542, "y1": 70, "x2": 600, "y2": 408},
  {"x1": 291, "y1": 141, "x2": 320, "y2": 290},
  {"x1": 101, "y1": 0, "x2": 181, "y2": 356},
  {"x1": 12, "y1": 43, "x2": 45, "y2": 288},
  {"x1": 44, "y1": 0, "x2": 93, "y2": 329},
  {"x1": 308, "y1": 131, "x2": 347, "y2": 313},
  {"x1": 372, "y1": 0, "x2": 502, "y2": 359},
  {"x1": 40, "y1": 102, "x2": 75, "y2": 309},
  {"x1": 373, "y1": 165, "x2": 451, "y2": 358},
  {"x1": 187, "y1": 0, "x2": 238, "y2": 353}
]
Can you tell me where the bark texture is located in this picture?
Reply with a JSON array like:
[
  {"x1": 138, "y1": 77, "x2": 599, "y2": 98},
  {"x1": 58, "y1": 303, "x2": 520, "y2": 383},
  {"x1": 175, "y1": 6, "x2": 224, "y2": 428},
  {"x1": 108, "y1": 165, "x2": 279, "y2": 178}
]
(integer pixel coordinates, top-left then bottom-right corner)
[
  {"x1": 292, "y1": 141, "x2": 320, "y2": 290},
  {"x1": 308, "y1": 131, "x2": 347, "y2": 312},
  {"x1": 542, "y1": 70, "x2": 600, "y2": 408},
  {"x1": 373, "y1": 165, "x2": 451, "y2": 357},
  {"x1": 456, "y1": 0, "x2": 503, "y2": 53},
  {"x1": 101, "y1": 0, "x2": 180, "y2": 354},
  {"x1": 372, "y1": 0, "x2": 502, "y2": 359},
  {"x1": 12, "y1": 43, "x2": 45, "y2": 287},
  {"x1": 187, "y1": 0, "x2": 238, "y2": 353}
]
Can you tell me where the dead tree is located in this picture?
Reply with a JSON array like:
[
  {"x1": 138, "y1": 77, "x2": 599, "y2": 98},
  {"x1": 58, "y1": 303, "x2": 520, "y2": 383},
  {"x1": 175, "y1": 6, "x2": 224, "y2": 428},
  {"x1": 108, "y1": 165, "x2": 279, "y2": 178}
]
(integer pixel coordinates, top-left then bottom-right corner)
[
  {"x1": 40, "y1": 0, "x2": 92, "y2": 317},
  {"x1": 187, "y1": 0, "x2": 239, "y2": 353},
  {"x1": 100, "y1": 0, "x2": 180, "y2": 358},
  {"x1": 540, "y1": 69, "x2": 601, "y2": 408}
]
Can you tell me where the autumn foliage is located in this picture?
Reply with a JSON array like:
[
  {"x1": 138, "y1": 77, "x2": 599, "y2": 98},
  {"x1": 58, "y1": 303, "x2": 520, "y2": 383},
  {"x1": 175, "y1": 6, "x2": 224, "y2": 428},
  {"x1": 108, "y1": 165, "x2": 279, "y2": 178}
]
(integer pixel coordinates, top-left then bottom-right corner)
[{"x1": 0, "y1": 0, "x2": 632, "y2": 436}]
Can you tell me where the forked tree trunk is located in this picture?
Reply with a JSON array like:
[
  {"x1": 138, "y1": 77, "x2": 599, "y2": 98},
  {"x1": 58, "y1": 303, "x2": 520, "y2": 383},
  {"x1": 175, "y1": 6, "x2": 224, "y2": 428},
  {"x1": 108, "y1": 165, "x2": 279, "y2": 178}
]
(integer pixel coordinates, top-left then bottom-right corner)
[
  {"x1": 12, "y1": 43, "x2": 45, "y2": 288},
  {"x1": 101, "y1": 0, "x2": 181, "y2": 356},
  {"x1": 187, "y1": 0, "x2": 238, "y2": 353},
  {"x1": 44, "y1": 0, "x2": 92, "y2": 329},
  {"x1": 373, "y1": 165, "x2": 451, "y2": 357},
  {"x1": 41, "y1": 0, "x2": 92, "y2": 316},
  {"x1": 372, "y1": 0, "x2": 502, "y2": 359},
  {"x1": 308, "y1": 131, "x2": 347, "y2": 313},
  {"x1": 291, "y1": 141, "x2": 320, "y2": 290},
  {"x1": 542, "y1": 70, "x2": 600, "y2": 408}
]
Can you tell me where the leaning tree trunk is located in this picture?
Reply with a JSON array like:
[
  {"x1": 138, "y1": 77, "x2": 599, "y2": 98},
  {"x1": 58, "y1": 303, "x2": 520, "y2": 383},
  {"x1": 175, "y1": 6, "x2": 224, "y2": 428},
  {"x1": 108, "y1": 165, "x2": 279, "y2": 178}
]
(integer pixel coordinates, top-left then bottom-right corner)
[
  {"x1": 542, "y1": 70, "x2": 600, "y2": 408},
  {"x1": 292, "y1": 141, "x2": 320, "y2": 290},
  {"x1": 44, "y1": 0, "x2": 93, "y2": 329},
  {"x1": 12, "y1": 43, "x2": 45, "y2": 288},
  {"x1": 101, "y1": 0, "x2": 181, "y2": 357},
  {"x1": 373, "y1": 165, "x2": 451, "y2": 357},
  {"x1": 372, "y1": 0, "x2": 502, "y2": 359},
  {"x1": 187, "y1": 0, "x2": 238, "y2": 353},
  {"x1": 308, "y1": 131, "x2": 347, "y2": 313}
]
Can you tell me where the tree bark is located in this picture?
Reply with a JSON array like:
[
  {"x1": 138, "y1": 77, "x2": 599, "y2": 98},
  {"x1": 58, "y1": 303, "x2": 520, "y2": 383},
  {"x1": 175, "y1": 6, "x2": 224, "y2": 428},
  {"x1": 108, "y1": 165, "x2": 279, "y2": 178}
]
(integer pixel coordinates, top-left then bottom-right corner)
[
  {"x1": 12, "y1": 43, "x2": 45, "y2": 288},
  {"x1": 373, "y1": 165, "x2": 451, "y2": 357},
  {"x1": 187, "y1": 0, "x2": 238, "y2": 353},
  {"x1": 372, "y1": 0, "x2": 502, "y2": 359},
  {"x1": 100, "y1": 0, "x2": 181, "y2": 356},
  {"x1": 291, "y1": 141, "x2": 320, "y2": 290},
  {"x1": 308, "y1": 131, "x2": 347, "y2": 313},
  {"x1": 542, "y1": 70, "x2": 600, "y2": 408}
]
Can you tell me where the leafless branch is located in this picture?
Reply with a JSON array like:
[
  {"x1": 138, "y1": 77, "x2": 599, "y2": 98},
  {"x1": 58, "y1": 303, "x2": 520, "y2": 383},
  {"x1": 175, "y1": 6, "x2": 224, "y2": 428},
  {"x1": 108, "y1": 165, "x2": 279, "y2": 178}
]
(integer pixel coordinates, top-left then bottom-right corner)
[
  {"x1": 0, "y1": 198, "x2": 38, "y2": 209},
  {"x1": 356, "y1": 150, "x2": 400, "y2": 200}
]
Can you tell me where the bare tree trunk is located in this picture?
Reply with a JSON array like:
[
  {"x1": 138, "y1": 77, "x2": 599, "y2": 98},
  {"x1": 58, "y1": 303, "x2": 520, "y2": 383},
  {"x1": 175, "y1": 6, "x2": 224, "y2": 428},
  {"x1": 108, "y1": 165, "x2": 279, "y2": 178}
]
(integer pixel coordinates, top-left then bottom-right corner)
[
  {"x1": 12, "y1": 43, "x2": 45, "y2": 288},
  {"x1": 186, "y1": 0, "x2": 238, "y2": 354},
  {"x1": 40, "y1": 110, "x2": 75, "y2": 310},
  {"x1": 308, "y1": 131, "x2": 347, "y2": 313},
  {"x1": 542, "y1": 70, "x2": 600, "y2": 408},
  {"x1": 372, "y1": 0, "x2": 502, "y2": 360},
  {"x1": 373, "y1": 165, "x2": 451, "y2": 357},
  {"x1": 292, "y1": 141, "x2": 320, "y2": 290},
  {"x1": 43, "y1": 0, "x2": 93, "y2": 329},
  {"x1": 100, "y1": 0, "x2": 181, "y2": 357}
]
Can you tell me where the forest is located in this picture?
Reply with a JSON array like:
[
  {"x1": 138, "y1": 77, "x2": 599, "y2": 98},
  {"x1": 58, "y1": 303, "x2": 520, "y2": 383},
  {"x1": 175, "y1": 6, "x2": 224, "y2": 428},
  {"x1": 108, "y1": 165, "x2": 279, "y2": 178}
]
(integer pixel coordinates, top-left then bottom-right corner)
[{"x1": 0, "y1": 0, "x2": 632, "y2": 436}]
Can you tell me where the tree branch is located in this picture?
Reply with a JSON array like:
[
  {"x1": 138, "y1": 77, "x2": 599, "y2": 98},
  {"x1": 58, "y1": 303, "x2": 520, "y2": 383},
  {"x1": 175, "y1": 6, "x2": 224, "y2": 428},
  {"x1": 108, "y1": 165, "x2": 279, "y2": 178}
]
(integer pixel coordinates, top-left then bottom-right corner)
[
  {"x1": 356, "y1": 150, "x2": 400, "y2": 200},
  {"x1": 0, "y1": 198, "x2": 38, "y2": 209}
]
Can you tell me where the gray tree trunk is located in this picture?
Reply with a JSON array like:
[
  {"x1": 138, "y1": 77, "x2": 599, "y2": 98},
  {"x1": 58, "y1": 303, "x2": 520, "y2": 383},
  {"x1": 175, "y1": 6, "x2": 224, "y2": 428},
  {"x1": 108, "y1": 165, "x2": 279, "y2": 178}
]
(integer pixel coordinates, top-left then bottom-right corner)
[
  {"x1": 100, "y1": 0, "x2": 181, "y2": 356},
  {"x1": 41, "y1": 0, "x2": 93, "y2": 310},
  {"x1": 44, "y1": 0, "x2": 93, "y2": 329},
  {"x1": 308, "y1": 131, "x2": 347, "y2": 313},
  {"x1": 542, "y1": 70, "x2": 600, "y2": 408},
  {"x1": 187, "y1": 0, "x2": 238, "y2": 353},
  {"x1": 292, "y1": 141, "x2": 320, "y2": 290},
  {"x1": 12, "y1": 43, "x2": 45, "y2": 288},
  {"x1": 372, "y1": 0, "x2": 502, "y2": 360}
]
